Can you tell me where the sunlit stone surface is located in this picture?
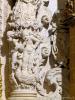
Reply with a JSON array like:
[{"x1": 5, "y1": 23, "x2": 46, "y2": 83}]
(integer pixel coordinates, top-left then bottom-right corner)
[{"x1": 0, "y1": 0, "x2": 62, "y2": 100}]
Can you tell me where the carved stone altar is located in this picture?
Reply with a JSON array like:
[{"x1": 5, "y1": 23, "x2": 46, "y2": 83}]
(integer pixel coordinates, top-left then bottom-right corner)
[{"x1": 1, "y1": 0, "x2": 62, "y2": 100}]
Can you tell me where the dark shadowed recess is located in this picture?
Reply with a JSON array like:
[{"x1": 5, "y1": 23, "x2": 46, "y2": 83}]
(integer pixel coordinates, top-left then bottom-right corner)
[{"x1": 7, "y1": 0, "x2": 16, "y2": 9}]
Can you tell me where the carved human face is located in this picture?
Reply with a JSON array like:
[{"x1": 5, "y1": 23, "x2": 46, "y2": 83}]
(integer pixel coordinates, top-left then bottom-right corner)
[
  {"x1": 13, "y1": 62, "x2": 19, "y2": 70},
  {"x1": 7, "y1": 31, "x2": 14, "y2": 41},
  {"x1": 17, "y1": 49, "x2": 23, "y2": 59},
  {"x1": 41, "y1": 47, "x2": 50, "y2": 57},
  {"x1": 41, "y1": 15, "x2": 49, "y2": 28},
  {"x1": 17, "y1": 52, "x2": 23, "y2": 59},
  {"x1": 56, "y1": 74, "x2": 62, "y2": 86}
]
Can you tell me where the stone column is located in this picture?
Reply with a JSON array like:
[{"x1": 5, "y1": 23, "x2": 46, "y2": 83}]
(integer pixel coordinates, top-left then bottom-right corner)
[{"x1": 1, "y1": 0, "x2": 62, "y2": 100}]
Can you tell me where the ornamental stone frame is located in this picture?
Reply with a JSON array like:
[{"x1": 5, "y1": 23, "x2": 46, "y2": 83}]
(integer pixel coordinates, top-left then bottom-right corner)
[{"x1": 0, "y1": 0, "x2": 64, "y2": 100}]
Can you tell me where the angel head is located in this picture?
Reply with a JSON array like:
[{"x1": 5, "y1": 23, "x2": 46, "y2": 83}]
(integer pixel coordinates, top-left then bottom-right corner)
[
  {"x1": 41, "y1": 46, "x2": 50, "y2": 58},
  {"x1": 41, "y1": 15, "x2": 50, "y2": 29}
]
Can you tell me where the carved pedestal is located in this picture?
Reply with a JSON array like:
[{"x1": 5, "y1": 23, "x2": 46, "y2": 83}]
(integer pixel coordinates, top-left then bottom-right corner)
[{"x1": 8, "y1": 89, "x2": 37, "y2": 100}]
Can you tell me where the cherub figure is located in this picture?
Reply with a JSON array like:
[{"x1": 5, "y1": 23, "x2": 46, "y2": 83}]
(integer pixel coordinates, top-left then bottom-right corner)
[
  {"x1": 37, "y1": 0, "x2": 52, "y2": 26},
  {"x1": 22, "y1": 28, "x2": 42, "y2": 73},
  {"x1": 10, "y1": 47, "x2": 23, "y2": 88},
  {"x1": 35, "y1": 44, "x2": 51, "y2": 96}
]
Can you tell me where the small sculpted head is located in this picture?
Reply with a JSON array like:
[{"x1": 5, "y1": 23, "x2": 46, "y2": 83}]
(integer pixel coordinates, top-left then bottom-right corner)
[
  {"x1": 41, "y1": 15, "x2": 50, "y2": 29},
  {"x1": 17, "y1": 47, "x2": 23, "y2": 59},
  {"x1": 41, "y1": 46, "x2": 50, "y2": 57},
  {"x1": 7, "y1": 31, "x2": 15, "y2": 41}
]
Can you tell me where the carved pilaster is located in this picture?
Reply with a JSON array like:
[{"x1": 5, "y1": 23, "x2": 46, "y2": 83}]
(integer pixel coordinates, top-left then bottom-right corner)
[{"x1": 1, "y1": 0, "x2": 62, "y2": 100}]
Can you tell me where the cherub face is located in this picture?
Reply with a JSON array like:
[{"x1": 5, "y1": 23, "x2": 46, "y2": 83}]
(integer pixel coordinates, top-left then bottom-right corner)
[
  {"x1": 41, "y1": 15, "x2": 49, "y2": 28},
  {"x1": 13, "y1": 62, "x2": 19, "y2": 70},
  {"x1": 7, "y1": 31, "x2": 15, "y2": 41},
  {"x1": 17, "y1": 52, "x2": 23, "y2": 59},
  {"x1": 41, "y1": 15, "x2": 49, "y2": 24},
  {"x1": 17, "y1": 48, "x2": 23, "y2": 59},
  {"x1": 41, "y1": 47, "x2": 50, "y2": 57}
]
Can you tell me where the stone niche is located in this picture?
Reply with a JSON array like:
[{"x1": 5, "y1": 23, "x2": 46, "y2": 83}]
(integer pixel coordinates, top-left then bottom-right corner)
[{"x1": 1, "y1": 0, "x2": 62, "y2": 100}]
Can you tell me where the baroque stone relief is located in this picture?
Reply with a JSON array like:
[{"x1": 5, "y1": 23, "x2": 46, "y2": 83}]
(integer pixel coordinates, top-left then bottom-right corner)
[{"x1": 1, "y1": 0, "x2": 62, "y2": 99}]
